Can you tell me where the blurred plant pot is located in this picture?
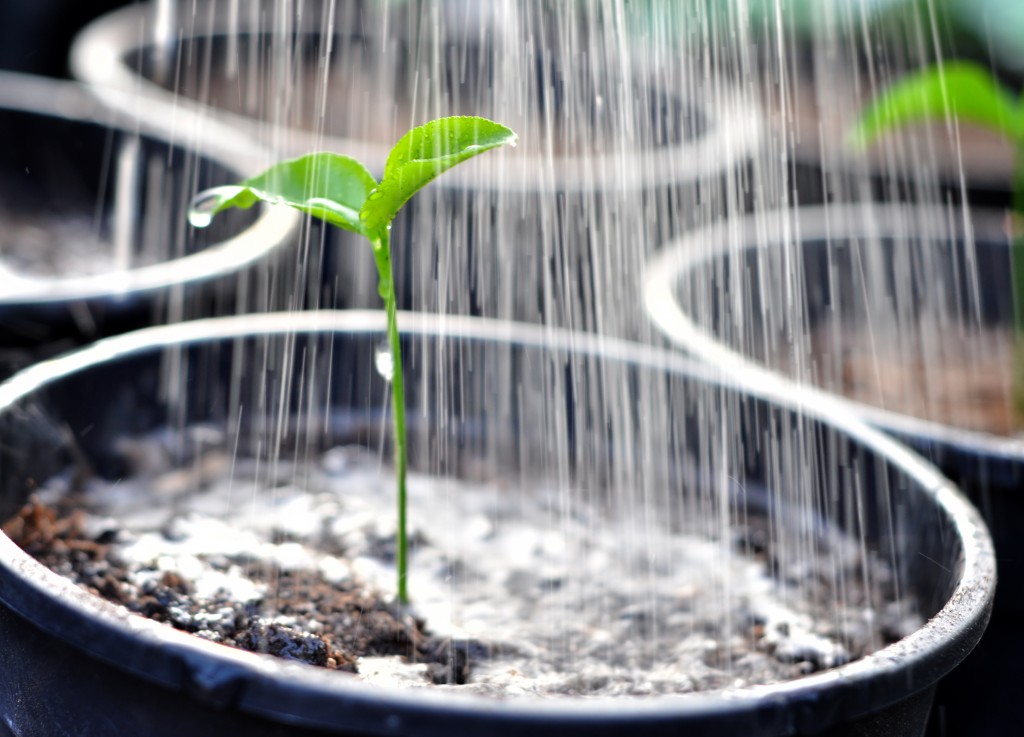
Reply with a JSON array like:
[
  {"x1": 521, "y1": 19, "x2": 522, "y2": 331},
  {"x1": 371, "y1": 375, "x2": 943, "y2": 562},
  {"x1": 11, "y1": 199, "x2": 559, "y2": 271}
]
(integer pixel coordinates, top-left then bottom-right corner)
[
  {"x1": 645, "y1": 203, "x2": 1024, "y2": 506},
  {"x1": 0, "y1": 71, "x2": 298, "y2": 368},
  {"x1": 70, "y1": 1, "x2": 761, "y2": 335},
  {"x1": 626, "y1": 1, "x2": 1016, "y2": 209},
  {"x1": 643, "y1": 202, "x2": 1014, "y2": 735},
  {"x1": 689, "y1": 0, "x2": 1014, "y2": 211},
  {"x1": 0, "y1": 310, "x2": 994, "y2": 736},
  {"x1": 772, "y1": 62, "x2": 1015, "y2": 210}
]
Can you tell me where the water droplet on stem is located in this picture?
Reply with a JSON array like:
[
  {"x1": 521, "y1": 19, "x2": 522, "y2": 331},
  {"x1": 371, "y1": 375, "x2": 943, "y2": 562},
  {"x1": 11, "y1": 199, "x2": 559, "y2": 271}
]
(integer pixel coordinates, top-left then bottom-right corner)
[{"x1": 375, "y1": 342, "x2": 394, "y2": 382}]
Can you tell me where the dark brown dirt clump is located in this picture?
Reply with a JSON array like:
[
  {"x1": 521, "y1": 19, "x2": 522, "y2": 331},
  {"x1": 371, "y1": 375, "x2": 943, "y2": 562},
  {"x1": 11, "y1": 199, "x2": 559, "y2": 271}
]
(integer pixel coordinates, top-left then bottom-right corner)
[{"x1": 2, "y1": 498, "x2": 476, "y2": 684}]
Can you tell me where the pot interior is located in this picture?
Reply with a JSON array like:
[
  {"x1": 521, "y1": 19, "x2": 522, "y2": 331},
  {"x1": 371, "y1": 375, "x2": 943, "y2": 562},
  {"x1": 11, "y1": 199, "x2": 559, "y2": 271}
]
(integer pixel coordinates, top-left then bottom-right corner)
[
  {"x1": 0, "y1": 102, "x2": 256, "y2": 285},
  {"x1": 3, "y1": 318, "x2": 969, "y2": 627},
  {"x1": 119, "y1": 4, "x2": 705, "y2": 160},
  {"x1": 674, "y1": 207, "x2": 1016, "y2": 436}
]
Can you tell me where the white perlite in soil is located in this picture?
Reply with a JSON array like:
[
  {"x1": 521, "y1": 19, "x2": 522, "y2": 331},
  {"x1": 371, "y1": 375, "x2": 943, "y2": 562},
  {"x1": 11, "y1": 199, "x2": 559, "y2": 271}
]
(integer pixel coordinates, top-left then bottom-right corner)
[{"x1": 37, "y1": 429, "x2": 918, "y2": 698}]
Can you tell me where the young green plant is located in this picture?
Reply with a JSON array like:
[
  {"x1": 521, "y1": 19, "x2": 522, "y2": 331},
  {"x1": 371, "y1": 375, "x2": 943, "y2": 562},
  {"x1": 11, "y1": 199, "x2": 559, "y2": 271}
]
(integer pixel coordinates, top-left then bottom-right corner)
[
  {"x1": 188, "y1": 116, "x2": 517, "y2": 604},
  {"x1": 851, "y1": 61, "x2": 1024, "y2": 419}
]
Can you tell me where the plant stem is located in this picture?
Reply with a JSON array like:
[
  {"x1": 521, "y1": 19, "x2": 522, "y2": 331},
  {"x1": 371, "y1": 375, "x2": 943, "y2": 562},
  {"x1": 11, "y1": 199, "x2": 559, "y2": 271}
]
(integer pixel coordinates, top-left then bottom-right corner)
[{"x1": 372, "y1": 228, "x2": 409, "y2": 605}]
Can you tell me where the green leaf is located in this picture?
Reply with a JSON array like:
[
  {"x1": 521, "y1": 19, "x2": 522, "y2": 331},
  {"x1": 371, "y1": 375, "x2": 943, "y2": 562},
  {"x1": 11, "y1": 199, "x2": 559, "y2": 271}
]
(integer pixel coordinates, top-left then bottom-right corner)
[
  {"x1": 849, "y1": 62, "x2": 1024, "y2": 149},
  {"x1": 359, "y1": 116, "x2": 518, "y2": 234},
  {"x1": 190, "y1": 153, "x2": 377, "y2": 236}
]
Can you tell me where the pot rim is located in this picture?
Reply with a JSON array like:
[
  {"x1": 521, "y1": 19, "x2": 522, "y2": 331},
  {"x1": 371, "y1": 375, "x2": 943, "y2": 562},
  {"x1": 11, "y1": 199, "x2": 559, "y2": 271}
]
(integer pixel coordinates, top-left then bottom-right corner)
[
  {"x1": 643, "y1": 202, "x2": 1024, "y2": 463},
  {"x1": 0, "y1": 310, "x2": 995, "y2": 735},
  {"x1": 0, "y1": 71, "x2": 297, "y2": 305},
  {"x1": 69, "y1": 2, "x2": 762, "y2": 194}
]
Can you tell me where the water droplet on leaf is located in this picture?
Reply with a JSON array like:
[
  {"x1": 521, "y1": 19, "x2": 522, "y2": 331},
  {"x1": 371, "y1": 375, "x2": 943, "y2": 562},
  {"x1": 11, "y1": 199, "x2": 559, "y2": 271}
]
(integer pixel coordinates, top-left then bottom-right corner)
[
  {"x1": 187, "y1": 208, "x2": 213, "y2": 229},
  {"x1": 187, "y1": 186, "x2": 245, "y2": 228}
]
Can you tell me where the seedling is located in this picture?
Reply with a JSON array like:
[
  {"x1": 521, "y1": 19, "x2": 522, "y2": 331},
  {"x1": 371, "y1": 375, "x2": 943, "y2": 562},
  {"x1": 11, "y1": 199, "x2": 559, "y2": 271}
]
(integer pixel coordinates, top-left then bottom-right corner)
[
  {"x1": 852, "y1": 61, "x2": 1024, "y2": 420},
  {"x1": 189, "y1": 116, "x2": 517, "y2": 603}
]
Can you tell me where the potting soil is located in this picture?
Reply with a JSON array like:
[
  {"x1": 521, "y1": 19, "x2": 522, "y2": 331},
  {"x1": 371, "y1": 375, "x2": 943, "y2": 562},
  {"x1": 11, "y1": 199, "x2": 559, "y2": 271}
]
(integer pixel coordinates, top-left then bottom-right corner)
[{"x1": 2, "y1": 429, "x2": 917, "y2": 697}]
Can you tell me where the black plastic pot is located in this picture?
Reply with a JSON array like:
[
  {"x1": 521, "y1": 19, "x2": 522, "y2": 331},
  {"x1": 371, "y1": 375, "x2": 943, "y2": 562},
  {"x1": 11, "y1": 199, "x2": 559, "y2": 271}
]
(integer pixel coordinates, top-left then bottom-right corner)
[
  {"x1": 0, "y1": 310, "x2": 994, "y2": 736},
  {"x1": 71, "y1": 0, "x2": 759, "y2": 196},
  {"x1": 70, "y1": 1, "x2": 761, "y2": 334},
  {"x1": 643, "y1": 202, "x2": 1017, "y2": 735},
  {"x1": 0, "y1": 71, "x2": 297, "y2": 363}
]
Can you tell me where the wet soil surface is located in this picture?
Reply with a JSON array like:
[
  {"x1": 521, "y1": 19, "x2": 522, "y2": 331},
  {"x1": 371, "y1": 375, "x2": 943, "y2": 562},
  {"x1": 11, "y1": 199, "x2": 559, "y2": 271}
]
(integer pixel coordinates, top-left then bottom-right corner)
[
  {"x1": 779, "y1": 326, "x2": 1021, "y2": 437},
  {"x1": 2, "y1": 498, "x2": 471, "y2": 683},
  {"x1": 1, "y1": 437, "x2": 916, "y2": 697}
]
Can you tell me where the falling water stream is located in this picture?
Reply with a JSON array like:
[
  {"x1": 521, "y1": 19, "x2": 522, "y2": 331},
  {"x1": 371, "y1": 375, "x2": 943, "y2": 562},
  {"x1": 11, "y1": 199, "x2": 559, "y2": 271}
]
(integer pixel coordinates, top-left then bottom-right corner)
[{"x1": 9, "y1": 0, "x2": 1005, "y2": 698}]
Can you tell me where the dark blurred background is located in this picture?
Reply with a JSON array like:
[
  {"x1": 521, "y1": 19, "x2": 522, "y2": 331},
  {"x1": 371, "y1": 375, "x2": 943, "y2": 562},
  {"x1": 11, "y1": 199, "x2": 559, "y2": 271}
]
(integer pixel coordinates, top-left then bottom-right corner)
[{"x1": 0, "y1": 0, "x2": 131, "y2": 77}]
